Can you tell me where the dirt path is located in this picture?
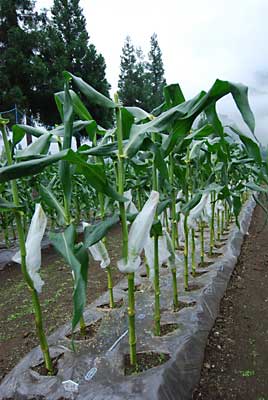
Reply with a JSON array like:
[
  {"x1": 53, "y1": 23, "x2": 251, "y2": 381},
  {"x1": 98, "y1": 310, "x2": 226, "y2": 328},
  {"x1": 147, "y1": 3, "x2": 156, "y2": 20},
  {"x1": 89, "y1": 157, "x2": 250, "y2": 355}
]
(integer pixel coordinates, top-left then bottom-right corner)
[
  {"x1": 0, "y1": 224, "x2": 122, "y2": 382},
  {"x1": 193, "y1": 204, "x2": 268, "y2": 399}
]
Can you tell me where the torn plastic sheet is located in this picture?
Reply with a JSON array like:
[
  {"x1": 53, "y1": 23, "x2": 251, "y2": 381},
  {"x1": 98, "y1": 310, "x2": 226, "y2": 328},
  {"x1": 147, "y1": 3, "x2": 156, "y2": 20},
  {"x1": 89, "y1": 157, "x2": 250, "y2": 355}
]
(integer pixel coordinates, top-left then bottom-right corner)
[
  {"x1": 12, "y1": 203, "x2": 47, "y2": 293},
  {"x1": 0, "y1": 197, "x2": 256, "y2": 400}
]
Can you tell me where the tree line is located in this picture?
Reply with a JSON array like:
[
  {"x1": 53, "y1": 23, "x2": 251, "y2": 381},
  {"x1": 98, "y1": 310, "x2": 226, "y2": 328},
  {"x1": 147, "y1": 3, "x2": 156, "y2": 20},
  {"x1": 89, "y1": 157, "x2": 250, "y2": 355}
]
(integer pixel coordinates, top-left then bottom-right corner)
[{"x1": 0, "y1": 0, "x2": 166, "y2": 130}]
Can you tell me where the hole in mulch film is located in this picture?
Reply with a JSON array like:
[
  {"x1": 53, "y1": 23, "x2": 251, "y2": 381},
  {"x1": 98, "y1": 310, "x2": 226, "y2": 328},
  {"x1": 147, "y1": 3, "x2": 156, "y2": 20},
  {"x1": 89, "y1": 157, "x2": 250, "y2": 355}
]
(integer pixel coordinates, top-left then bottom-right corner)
[
  {"x1": 185, "y1": 283, "x2": 202, "y2": 292},
  {"x1": 173, "y1": 301, "x2": 196, "y2": 312},
  {"x1": 206, "y1": 251, "x2": 223, "y2": 258},
  {"x1": 31, "y1": 353, "x2": 63, "y2": 376},
  {"x1": 66, "y1": 319, "x2": 102, "y2": 341},
  {"x1": 124, "y1": 352, "x2": 170, "y2": 376},
  {"x1": 191, "y1": 270, "x2": 209, "y2": 277},
  {"x1": 198, "y1": 261, "x2": 214, "y2": 268},
  {"x1": 122, "y1": 284, "x2": 142, "y2": 292},
  {"x1": 97, "y1": 299, "x2": 124, "y2": 310}
]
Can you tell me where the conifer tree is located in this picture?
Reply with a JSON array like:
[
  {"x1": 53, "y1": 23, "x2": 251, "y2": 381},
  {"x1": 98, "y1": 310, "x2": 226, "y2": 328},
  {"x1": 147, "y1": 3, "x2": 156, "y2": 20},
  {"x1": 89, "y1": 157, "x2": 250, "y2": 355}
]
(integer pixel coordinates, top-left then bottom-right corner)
[
  {"x1": 118, "y1": 34, "x2": 166, "y2": 111},
  {"x1": 118, "y1": 36, "x2": 139, "y2": 107},
  {"x1": 147, "y1": 33, "x2": 166, "y2": 111},
  {"x1": 0, "y1": 0, "x2": 46, "y2": 120},
  {"x1": 40, "y1": 0, "x2": 113, "y2": 132}
]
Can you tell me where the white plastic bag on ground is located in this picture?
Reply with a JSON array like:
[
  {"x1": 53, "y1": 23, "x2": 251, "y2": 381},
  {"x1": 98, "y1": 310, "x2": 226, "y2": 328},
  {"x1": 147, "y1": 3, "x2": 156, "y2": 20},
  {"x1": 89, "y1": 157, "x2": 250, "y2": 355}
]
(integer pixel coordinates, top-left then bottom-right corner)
[
  {"x1": 82, "y1": 222, "x2": 110, "y2": 269},
  {"x1": 13, "y1": 204, "x2": 47, "y2": 293},
  {"x1": 118, "y1": 190, "x2": 159, "y2": 273}
]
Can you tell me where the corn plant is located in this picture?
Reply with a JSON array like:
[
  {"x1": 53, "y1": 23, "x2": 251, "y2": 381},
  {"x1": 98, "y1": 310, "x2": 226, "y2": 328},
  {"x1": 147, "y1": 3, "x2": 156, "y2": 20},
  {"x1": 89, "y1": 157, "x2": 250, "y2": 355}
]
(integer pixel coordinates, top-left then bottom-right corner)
[{"x1": 1, "y1": 68, "x2": 266, "y2": 375}]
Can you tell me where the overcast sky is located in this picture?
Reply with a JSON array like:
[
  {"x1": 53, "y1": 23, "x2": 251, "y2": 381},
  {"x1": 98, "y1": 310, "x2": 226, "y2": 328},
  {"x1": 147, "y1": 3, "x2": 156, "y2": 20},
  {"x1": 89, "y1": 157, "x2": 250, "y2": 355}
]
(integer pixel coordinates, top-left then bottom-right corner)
[{"x1": 36, "y1": 0, "x2": 268, "y2": 143}]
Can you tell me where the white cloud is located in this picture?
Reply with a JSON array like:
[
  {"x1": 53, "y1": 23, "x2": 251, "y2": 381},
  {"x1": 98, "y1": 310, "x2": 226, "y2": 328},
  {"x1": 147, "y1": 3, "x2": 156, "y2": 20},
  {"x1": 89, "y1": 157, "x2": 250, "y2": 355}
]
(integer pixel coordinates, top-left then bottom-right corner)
[{"x1": 36, "y1": 0, "x2": 268, "y2": 142}]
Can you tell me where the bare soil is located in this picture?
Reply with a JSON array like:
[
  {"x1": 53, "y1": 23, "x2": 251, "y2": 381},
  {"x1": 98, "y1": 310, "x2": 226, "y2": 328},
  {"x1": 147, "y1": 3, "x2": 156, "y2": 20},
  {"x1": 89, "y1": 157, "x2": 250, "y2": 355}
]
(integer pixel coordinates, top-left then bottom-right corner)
[
  {"x1": 66, "y1": 319, "x2": 102, "y2": 341},
  {"x1": 192, "y1": 204, "x2": 268, "y2": 399},
  {"x1": 124, "y1": 351, "x2": 170, "y2": 376},
  {"x1": 0, "y1": 224, "x2": 123, "y2": 382}
]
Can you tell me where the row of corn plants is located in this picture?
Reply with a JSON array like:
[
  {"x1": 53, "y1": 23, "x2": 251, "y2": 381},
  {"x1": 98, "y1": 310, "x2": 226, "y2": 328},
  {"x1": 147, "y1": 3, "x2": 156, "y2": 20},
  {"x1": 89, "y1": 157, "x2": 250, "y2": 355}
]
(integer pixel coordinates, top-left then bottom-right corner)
[{"x1": 0, "y1": 72, "x2": 267, "y2": 374}]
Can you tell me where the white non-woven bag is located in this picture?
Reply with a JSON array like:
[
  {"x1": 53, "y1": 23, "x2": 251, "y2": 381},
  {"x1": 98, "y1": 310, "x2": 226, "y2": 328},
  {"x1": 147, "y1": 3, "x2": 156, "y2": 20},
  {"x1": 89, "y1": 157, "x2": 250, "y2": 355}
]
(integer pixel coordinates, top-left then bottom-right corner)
[
  {"x1": 124, "y1": 189, "x2": 138, "y2": 214},
  {"x1": 144, "y1": 233, "x2": 171, "y2": 280},
  {"x1": 13, "y1": 204, "x2": 47, "y2": 293},
  {"x1": 118, "y1": 190, "x2": 159, "y2": 273},
  {"x1": 82, "y1": 221, "x2": 110, "y2": 269},
  {"x1": 188, "y1": 193, "x2": 209, "y2": 229}
]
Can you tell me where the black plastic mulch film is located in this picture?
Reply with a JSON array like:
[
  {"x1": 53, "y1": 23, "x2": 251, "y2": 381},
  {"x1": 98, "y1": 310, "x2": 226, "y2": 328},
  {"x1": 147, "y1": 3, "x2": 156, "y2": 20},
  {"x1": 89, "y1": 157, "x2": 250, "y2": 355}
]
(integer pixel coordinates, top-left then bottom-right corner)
[{"x1": 0, "y1": 197, "x2": 256, "y2": 400}]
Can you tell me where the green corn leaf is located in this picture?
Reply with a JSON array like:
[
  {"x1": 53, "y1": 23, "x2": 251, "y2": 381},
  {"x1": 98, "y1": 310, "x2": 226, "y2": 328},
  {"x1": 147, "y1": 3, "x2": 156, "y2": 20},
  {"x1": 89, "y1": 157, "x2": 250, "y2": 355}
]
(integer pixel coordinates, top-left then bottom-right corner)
[
  {"x1": 12, "y1": 127, "x2": 26, "y2": 147},
  {"x1": 123, "y1": 129, "x2": 147, "y2": 158},
  {"x1": 165, "y1": 80, "x2": 255, "y2": 155},
  {"x1": 156, "y1": 199, "x2": 172, "y2": 216},
  {"x1": 82, "y1": 120, "x2": 98, "y2": 140},
  {"x1": 252, "y1": 194, "x2": 268, "y2": 230},
  {"x1": 15, "y1": 133, "x2": 53, "y2": 160},
  {"x1": 0, "y1": 196, "x2": 24, "y2": 212},
  {"x1": 230, "y1": 157, "x2": 254, "y2": 165},
  {"x1": 64, "y1": 150, "x2": 125, "y2": 201},
  {"x1": 79, "y1": 141, "x2": 121, "y2": 157},
  {"x1": 73, "y1": 243, "x2": 89, "y2": 326},
  {"x1": 65, "y1": 71, "x2": 116, "y2": 109},
  {"x1": 59, "y1": 82, "x2": 73, "y2": 212},
  {"x1": 51, "y1": 120, "x2": 93, "y2": 137},
  {"x1": 61, "y1": 82, "x2": 73, "y2": 150},
  {"x1": 164, "y1": 83, "x2": 185, "y2": 108},
  {"x1": 181, "y1": 193, "x2": 202, "y2": 214},
  {"x1": 202, "y1": 183, "x2": 224, "y2": 193},
  {"x1": 245, "y1": 182, "x2": 268, "y2": 193},
  {"x1": 152, "y1": 144, "x2": 169, "y2": 181},
  {"x1": 140, "y1": 79, "x2": 254, "y2": 156},
  {"x1": 125, "y1": 92, "x2": 204, "y2": 157},
  {"x1": 205, "y1": 102, "x2": 224, "y2": 137},
  {"x1": 126, "y1": 211, "x2": 138, "y2": 223},
  {"x1": 12, "y1": 125, "x2": 49, "y2": 141},
  {"x1": 39, "y1": 184, "x2": 66, "y2": 224},
  {"x1": 228, "y1": 126, "x2": 262, "y2": 164},
  {"x1": 232, "y1": 195, "x2": 242, "y2": 227},
  {"x1": 188, "y1": 140, "x2": 204, "y2": 160},
  {"x1": 0, "y1": 149, "x2": 69, "y2": 182},
  {"x1": 199, "y1": 80, "x2": 255, "y2": 134},
  {"x1": 50, "y1": 224, "x2": 89, "y2": 330},
  {"x1": 55, "y1": 89, "x2": 93, "y2": 121},
  {"x1": 186, "y1": 124, "x2": 215, "y2": 140},
  {"x1": 84, "y1": 214, "x2": 120, "y2": 248},
  {"x1": 150, "y1": 220, "x2": 163, "y2": 237},
  {"x1": 55, "y1": 90, "x2": 98, "y2": 140},
  {"x1": 121, "y1": 108, "x2": 135, "y2": 140},
  {"x1": 0, "y1": 116, "x2": 9, "y2": 125},
  {"x1": 125, "y1": 107, "x2": 151, "y2": 122},
  {"x1": 125, "y1": 80, "x2": 250, "y2": 155},
  {"x1": 0, "y1": 149, "x2": 125, "y2": 201},
  {"x1": 55, "y1": 93, "x2": 64, "y2": 121}
]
